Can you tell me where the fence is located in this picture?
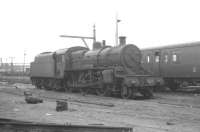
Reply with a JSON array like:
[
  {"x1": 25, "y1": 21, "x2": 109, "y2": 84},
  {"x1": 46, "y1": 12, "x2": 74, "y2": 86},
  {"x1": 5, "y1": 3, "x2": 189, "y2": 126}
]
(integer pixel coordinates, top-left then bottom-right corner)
[{"x1": 0, "y1": 63, "x2": 30, "y2": 76}]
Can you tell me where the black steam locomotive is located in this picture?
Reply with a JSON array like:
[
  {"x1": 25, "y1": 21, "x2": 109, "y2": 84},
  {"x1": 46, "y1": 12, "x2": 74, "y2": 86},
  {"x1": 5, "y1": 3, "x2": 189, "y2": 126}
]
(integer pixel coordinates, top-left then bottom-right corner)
[{"x1": 30, "y1": 37, "x2": 162, "y2": 99}]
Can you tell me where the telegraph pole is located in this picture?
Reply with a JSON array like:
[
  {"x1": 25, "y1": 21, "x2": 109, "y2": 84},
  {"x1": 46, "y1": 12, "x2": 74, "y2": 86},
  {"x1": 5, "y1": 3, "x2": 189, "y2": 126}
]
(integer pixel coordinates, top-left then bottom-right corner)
[
  {"x1": 23, "y1": 50, "x2": 26, "y2": 75},
  {"x1": 93, "y1": 24, "x2": 96, "y2": 44},
  {"x1": 9, "y1": 57, "x2": 14, "y2": 73}
]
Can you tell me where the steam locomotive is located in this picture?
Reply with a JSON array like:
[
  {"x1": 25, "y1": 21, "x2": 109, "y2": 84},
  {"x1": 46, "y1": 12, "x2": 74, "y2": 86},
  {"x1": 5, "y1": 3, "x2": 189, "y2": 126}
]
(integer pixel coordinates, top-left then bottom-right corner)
[{"x1": 30, "y1": 37, "x2": 162, "y2": 99}]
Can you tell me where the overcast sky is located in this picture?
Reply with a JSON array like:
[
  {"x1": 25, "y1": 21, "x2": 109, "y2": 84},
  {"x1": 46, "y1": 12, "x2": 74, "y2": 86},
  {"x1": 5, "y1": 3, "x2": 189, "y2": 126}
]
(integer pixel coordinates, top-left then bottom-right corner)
[{"x1": 0, "y1": 0, "x2": 200, "y2": 63}]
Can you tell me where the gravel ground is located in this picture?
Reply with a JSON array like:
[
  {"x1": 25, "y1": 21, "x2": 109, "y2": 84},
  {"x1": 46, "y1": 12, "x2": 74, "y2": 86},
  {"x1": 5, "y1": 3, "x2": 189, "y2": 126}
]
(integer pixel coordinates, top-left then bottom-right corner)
[{"x1": 0, "y1": 83, "x2": 200, "y2": 132}]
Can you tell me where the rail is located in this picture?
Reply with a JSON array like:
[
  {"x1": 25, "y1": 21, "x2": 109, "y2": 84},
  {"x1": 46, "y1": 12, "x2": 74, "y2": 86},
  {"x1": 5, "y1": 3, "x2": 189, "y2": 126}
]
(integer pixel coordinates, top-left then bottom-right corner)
[{"x1": 0, "y1": 118, "x2": 132, "y2": 132}]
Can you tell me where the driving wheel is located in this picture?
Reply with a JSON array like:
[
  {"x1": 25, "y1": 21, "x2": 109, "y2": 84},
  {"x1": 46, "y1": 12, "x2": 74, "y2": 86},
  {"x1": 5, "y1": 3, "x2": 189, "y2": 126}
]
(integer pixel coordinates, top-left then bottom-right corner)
[
  {"x1": 80, "y1": 87, "x2": 90, "y2": 95},
  {"x1": 121, "y1": 84, "x2": 132, "y2": 99},
  {"x1": 96, "y1": 84, "x2": 111, "y2": 96}
]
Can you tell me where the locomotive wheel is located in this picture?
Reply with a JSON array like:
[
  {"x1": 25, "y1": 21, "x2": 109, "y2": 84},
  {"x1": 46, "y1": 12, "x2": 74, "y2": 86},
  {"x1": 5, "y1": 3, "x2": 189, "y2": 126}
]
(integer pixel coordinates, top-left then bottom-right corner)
[
  {"x1": 169, "y1": 85, "x2": 179, "y2": 91},
  {"x1": 80, "y1": 87, "x2": 90, "y2": 95},
  {"x1": 168, "y1": 82, "x2": 179, "y2": 91},
  {"x1": 44, "y1": 80, "x2": 52, "y2": 90},
  {"x1": 166, "y1": 79, "x2": 179, "y2": 91},
  {"x1": 35, "y1": 80, "x2": 42, "y2": 89},
  {"x1": 64, "y1": 84, "x2": 75, "y2": 93},
  {"x1": 96, "y1": 84, "x2": 111, "y2": 96},
  {"x1": 36, "y1": 84, "x2": 42, "y2": 89},
  {"x1": 55, "y1": 80, "x2": 63, "y2": 91},
  {"x1": 140, "y1": 89, "x2": 153, "y2": 99},
  {"x1": 120, "y1": 84, "x2": 133, "y2": 99},
  {"x1": 63, "y1": 82, "x2": 68, "y2": 92}
]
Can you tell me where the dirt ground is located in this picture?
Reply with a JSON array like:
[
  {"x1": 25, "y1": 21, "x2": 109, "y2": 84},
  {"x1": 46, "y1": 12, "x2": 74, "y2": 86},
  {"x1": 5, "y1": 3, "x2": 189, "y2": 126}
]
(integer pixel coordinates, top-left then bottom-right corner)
[{"x1": 0, "y1": 82, "x2": 200, "y2": 132}]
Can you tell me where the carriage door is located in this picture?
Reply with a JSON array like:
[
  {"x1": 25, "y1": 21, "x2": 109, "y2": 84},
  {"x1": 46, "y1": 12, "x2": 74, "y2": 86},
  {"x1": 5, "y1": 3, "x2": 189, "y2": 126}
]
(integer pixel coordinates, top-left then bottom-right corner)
[{"x1": 152, "y1": 50, "x2": 161, "y2": 76}]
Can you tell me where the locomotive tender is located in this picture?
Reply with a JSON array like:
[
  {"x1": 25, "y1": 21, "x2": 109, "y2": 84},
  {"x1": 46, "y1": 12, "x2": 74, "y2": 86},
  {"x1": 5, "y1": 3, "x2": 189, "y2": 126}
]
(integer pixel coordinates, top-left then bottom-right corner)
[
  {"x1": 30, "y1": 37, "x2": 160, "y2": 99},
  {"x1": 142, "y1": 41, "x2": 200, "y2": 91}
]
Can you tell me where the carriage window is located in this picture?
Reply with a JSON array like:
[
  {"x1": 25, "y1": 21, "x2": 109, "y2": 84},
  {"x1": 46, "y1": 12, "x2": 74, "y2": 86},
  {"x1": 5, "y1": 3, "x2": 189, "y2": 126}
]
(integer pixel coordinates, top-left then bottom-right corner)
[
  {"x1": 154, "y1": 51, "x2": 160, "y2": 63},
  {"x1": 146, "y1": 56, "x2": 150, "y2": 63},
  {"x1": 155, "y1": 55, "x2": 160, "y2": 63},
  {"x1": 172, "y1": 54, "x2": 177, "y2": 62},
  {"x1": 164, "y1": 55, "x2": 168, "y2": 63}
]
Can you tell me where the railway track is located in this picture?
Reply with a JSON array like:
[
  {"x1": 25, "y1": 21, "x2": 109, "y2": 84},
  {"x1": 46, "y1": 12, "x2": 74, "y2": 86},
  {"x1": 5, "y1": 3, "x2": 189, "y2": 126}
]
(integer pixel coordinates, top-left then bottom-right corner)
[
  {"x1": 1, "y1": 83, "x2": 200, "y2": 132},
  {"x1": 0, "y1": 84, "x2": 200, "y2": 112},
  {"x1": 1, "y1": 82, "x2": 200, "y2": 109},
  {"x1": 0, "y1": 118, "x2": 132, "y2": 132},
  {"x1": 0, "y1": 84, "x2": 115, "y2": 107}
]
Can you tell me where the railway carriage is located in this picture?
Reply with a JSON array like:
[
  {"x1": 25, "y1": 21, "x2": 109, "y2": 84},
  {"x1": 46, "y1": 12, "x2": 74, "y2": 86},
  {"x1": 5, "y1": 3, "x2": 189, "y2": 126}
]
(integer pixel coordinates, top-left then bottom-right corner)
[{"x1": 142, "y1": 42, "x2": 200, "y2": 91}]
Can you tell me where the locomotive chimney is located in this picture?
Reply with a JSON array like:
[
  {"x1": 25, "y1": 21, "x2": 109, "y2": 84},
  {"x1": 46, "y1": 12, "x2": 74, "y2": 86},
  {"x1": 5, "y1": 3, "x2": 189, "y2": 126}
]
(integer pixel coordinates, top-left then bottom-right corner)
[
  {"x1": 119, "y1": 36, "x2": 126, "y2": 46},
  {"x1": 102, "y1": 40, "x2": 106, "y2": 47}
]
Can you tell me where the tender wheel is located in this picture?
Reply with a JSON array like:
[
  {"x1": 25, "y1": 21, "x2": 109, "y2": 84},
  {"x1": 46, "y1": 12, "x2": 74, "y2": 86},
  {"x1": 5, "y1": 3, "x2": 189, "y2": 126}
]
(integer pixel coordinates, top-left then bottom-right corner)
[
  {"x1": 66, "y1": 87, "x2": 74, "y2": 93},
  {"x1": 44, "y1": 80, "x2": 52, "y2": 90},
  {"x1": 36, "y1": 84, "x2": 42, "y2": 89},
  {"x1": 35, "y1": 80, "x2": 42, "y2": 89},
  {"x1": 96, "y1": 84, "x2": 111, "y2": 96},
  {"x1": 121, "y1": 84, "x2": 133, "y2": 99},
  {"x1": 63, "y1": 82, "x2": 68, "y2": 92}
]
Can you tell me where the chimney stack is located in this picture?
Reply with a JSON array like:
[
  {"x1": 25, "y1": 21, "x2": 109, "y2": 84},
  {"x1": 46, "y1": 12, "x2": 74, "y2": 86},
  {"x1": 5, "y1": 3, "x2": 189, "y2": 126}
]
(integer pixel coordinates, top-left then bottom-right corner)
[
  {"x1": 119, "y1": 36, "x2": 126, "y2": 46},
  {"x1": 102, "y1": 40, "x2": 106, "y2": 47}
]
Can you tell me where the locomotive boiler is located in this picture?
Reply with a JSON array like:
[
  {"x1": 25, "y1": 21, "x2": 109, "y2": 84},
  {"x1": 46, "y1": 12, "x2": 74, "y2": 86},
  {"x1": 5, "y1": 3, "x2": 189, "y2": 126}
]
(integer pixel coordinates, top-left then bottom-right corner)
[{"x1": 30, "y1": 37, "x2": 159, "y2": 99}]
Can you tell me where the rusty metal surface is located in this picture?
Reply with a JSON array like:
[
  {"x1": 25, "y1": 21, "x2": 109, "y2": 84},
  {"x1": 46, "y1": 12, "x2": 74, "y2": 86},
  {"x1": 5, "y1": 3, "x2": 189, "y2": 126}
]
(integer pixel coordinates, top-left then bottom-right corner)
[{"x1": 0, "y1": 118, "x2": 132, "y2": 132}]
